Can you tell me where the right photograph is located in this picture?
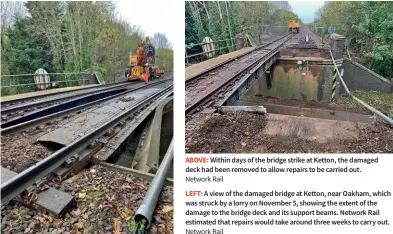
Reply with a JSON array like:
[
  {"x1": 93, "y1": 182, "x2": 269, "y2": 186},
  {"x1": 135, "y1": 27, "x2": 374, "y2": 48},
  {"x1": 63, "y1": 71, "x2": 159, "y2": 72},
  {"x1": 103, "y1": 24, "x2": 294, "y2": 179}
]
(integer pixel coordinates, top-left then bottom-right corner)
[{"x1": 185, "y1": 1, "x2": 393, "y2": 154}]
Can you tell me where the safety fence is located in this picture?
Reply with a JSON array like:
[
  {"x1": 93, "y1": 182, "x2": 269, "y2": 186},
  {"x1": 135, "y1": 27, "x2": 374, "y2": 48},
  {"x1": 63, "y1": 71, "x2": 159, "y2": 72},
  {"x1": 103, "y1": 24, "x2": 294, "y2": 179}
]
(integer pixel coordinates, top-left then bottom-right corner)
[
  {"x1": 185, "y1": 25, "x2": 289, "y2": 65},
  {"x1": 330, "y1": 50, "x2": 393, "y2": 126},
  {"x1": 310, "y1": 26, "x2": 325, "y2": 37},
  {"x1": 0, "y1": 72, "x2": 90, "y2": 97},
  {"x1": 248, "y1": 25, "x2": 289, "y2": 45},
  {"x1": 185, "y1": 37, "x2": 242, "y2": 65}
]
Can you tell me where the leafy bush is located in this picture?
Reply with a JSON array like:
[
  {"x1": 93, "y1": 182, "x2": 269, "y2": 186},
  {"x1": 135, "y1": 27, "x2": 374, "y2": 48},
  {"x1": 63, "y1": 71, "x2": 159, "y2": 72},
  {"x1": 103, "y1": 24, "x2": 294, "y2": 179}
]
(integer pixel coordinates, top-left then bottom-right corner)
[{"x1": 314, "y1": 1, "x2": 393, "y2": 78}]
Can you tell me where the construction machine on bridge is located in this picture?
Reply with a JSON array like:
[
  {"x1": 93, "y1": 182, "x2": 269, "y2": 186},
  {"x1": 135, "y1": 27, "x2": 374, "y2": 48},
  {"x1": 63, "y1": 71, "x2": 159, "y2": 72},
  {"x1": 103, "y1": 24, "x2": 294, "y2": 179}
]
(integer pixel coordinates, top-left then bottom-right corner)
[
  {"x1": 289, "y1": 20, "x2": 300, "y2": 34},
  {"x1": 125, "y1": 37, "x2": 164, "y2": 83}
]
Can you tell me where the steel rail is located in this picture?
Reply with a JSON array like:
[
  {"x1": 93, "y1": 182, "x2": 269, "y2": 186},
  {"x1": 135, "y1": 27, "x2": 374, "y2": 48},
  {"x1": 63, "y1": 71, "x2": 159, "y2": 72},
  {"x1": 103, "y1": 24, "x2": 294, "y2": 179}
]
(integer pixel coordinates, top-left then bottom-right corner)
[
  {"x1": 185, "y1": 34, "x2": 292, "y2": 115},
  {"x1": 1, "y1": 88, "x2": 127, "y2": 129},
  {"x1": 329, "y1": 50, "x2": 393, "y2": 126},
  {"x1": 1, "y1": 82, "x2": 130, "y2": 114},
  {"x1": 185, "y1": 33, "x2": 291, "y2": 84},
  {"x1": 1, "y1": 79, "x2": 172, "y2": 134},
  {"x1": 1, "y1": 82, "x2": 173, "y2": 204},
  {"x1": 2, "y1": 77, "x2": 171, "y2": 123},
  {"x1": 0, "y1": 81, "x2": 129, "y2": 106},
  {"x1": 1, "y1": 72, "x2": 171, "y2": 106},
  {"x1": 134, "y1": 139, "x2": 173, "y2": 230}
]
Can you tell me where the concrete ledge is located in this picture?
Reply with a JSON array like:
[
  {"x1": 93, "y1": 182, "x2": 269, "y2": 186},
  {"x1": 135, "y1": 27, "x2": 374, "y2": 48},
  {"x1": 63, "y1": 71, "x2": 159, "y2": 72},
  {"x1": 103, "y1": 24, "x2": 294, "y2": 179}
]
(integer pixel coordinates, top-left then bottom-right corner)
[
  {"x1": 278, "y1": 56, "x2": 333, "y2": 65},
  {"x1": 344, "y1": 59, "x2": 392, "y2": 86},
  {"x1": 219, "y1": 106, "x2": 267, "y2": 115},
  {"x1": 185, "y1": 47, "x2": 255, "y2": 80},
  {"x1": 263, "y1": 113, "x2": 367, "y2": 143},
  {"x1": 235, "y1": 100, "x2": 374, "y2": 123},
  {"x1": 0, "y1": 84, "x2": 100, "y2": 102},
  {"x1": 100, "y1": 162, "x2": 173, "y2": 186},
  {"x1": 1, "y1": 167, "x2": 18, "y2": 184},
  {"x1": 36, "y1": 188, "x2": 75, "y2": 218}
]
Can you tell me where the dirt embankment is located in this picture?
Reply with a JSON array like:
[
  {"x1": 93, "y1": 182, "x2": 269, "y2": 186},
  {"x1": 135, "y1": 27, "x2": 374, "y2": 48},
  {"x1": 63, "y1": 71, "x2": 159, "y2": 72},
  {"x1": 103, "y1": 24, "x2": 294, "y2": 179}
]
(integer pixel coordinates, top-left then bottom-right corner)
[
  {"x1": 1, "y1": 165, "x2": 173, "y2": 234},
  {"x1": 186, "y1": 112, "x2": 393, "y2": 153},
  {"x1": 186, "y1": 112, "x2": 267, "y2": 153}
]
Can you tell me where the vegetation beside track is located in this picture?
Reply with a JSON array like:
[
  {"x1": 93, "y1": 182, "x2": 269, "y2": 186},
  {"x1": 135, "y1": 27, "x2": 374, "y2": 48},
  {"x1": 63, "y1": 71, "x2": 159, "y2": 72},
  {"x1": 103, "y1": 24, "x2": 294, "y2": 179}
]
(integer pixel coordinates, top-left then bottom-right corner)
[
  {"x1": 310, "y1": 1, "x2": 393, "y2": 78},
  {"x1": 1, "y1": 165, "x2": 173, "y2": 234},
  {"x1": 0, "y1": 2, "x2": 173, "y2": 96},
  {"x1": 185, "y1": 1, "x2": 299, "y2": 58},
  {"x1": 337, "y1": 90, "x2": 393, "y2": 118}
]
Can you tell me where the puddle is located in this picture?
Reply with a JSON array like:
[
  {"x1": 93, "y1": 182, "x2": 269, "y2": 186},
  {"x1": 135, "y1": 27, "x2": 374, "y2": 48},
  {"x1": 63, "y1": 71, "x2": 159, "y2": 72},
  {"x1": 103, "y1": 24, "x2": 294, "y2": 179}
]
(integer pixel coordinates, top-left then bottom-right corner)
[{"x1": 244, "y1": 61, "x2": 332, "y2": 102}]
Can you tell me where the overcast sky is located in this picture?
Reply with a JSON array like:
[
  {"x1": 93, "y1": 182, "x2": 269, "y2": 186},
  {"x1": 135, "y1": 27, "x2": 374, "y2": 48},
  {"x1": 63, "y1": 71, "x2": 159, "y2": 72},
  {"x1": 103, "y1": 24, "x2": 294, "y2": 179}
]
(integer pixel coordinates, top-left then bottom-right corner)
[
  {"x1": 115, "y1": 1, "x2": 324, "y2": 42},
  {"x1": 290, "y1": 1, "x2": 325, "y2": 23},
  {"x1": 116, "y1": 1, "x2": 174, "y2": 45}
]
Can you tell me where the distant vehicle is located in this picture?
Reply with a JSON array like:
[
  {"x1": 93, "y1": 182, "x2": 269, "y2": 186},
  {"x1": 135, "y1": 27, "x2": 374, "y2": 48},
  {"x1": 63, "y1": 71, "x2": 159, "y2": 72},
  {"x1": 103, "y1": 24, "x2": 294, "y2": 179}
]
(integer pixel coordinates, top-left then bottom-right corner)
[
  {"x1": 289, "y1": 20, "x2": 300, "y2": 34},
  {"x1": 125, "y1": 37, "x2": 164, "y2": 83}
]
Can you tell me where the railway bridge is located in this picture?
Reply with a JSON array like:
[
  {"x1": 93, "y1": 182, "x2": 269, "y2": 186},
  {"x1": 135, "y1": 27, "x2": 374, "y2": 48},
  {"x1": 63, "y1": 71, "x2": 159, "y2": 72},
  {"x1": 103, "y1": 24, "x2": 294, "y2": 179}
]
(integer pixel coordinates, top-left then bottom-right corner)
[
  {"x1": 185, "y1": 27, "x2": 393, "y2": 153},
  {"x1": 1, "y1": 73, "x2": 174, "y2": 230}
]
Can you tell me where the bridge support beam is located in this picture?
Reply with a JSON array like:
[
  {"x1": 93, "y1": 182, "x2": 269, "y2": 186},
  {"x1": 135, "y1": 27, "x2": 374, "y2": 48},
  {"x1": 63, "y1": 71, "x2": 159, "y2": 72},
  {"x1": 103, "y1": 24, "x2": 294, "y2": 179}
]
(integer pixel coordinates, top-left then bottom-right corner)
[
  {"x1": 218, "y1": 51, "x2": 279, "y2": 107},
  {"x1": 135, "y1": 98, "x2": 173, "y2": 173}
]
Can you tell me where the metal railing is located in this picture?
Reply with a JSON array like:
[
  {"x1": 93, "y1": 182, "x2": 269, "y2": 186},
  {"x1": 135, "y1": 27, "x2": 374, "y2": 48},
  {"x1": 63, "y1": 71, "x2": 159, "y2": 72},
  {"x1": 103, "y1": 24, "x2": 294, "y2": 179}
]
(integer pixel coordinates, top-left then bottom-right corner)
[
  {"x1": 1, "y1": 72, "x2": 90, "y2": 96},
  {"x1": 309, "y1": 26, "x2": 326, "y2": 43},
  {"x1": 330, "y1": 50, "x2": 393, "y2": 126},
  {"x1": 185, "y1": 25, "x2": 291, "y2": 65},
  {"x1": 185, "y1": 37, "x2": 240, "y2": 64},
  {"x1": 134, "y1": 139, "x2": 173, "y2": 231}
]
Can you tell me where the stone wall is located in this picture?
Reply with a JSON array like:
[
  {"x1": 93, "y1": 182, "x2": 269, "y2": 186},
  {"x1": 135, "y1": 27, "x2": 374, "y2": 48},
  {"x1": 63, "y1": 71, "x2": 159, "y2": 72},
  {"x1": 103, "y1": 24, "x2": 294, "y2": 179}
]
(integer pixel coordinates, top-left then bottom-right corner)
[{"x1": 341, "y1": 59, "x2": 392, "y2": 93}]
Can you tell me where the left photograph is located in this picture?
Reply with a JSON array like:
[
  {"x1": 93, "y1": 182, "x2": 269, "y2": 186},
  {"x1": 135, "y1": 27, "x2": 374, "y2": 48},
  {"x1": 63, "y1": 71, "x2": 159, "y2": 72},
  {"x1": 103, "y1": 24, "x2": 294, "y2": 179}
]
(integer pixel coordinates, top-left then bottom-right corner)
[{"x1": 1, "y1": 1, "x2": 173, "y2": 233}]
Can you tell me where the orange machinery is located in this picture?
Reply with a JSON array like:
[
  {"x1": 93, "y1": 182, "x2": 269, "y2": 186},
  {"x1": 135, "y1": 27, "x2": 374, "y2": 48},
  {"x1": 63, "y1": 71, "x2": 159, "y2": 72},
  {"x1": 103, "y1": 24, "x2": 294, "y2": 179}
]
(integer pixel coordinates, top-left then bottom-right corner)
[
  {"x1": 125, "y1": 37, "x2": 164, "y2": 83},
  {"x1": 289, "y1": 20, "x2": 300, "y2": 34}
]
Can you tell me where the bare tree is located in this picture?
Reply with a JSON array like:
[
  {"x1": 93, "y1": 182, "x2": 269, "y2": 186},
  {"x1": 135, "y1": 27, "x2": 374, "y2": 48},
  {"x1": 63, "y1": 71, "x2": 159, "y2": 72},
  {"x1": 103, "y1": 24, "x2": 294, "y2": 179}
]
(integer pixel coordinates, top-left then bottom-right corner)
[
  {"x1": 26, "y1": 1, "x2": 67, "y2": 71},
  {"x1": 0, "y1": 1, "x2": 26, "y2": 28},
  {"x1": 151, "y1": 32, "x2": 172, "y2": 49}
]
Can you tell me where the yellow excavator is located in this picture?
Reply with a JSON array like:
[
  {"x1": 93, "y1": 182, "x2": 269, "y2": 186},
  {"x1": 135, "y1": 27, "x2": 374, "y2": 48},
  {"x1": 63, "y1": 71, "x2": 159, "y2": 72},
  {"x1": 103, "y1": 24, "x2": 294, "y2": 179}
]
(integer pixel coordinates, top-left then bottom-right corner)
[
  {"x1": 125, "y1": 37, "x2": 164, "y2": 83},
  {"x1": 289, "y1": 20, "x2": 300, "y2": 34}
]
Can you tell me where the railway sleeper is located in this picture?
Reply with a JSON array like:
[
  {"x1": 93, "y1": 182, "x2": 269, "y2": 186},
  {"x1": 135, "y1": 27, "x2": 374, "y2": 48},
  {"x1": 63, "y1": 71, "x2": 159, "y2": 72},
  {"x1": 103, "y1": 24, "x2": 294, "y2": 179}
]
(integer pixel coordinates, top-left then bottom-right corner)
[
  {"x1": 1, "y1": 168, "x2": 75, "y2": 218},
  {"x1": 14, "y1": 187, "x2": 76, "y2": 218},
  {"x1": 2, "y1": 141, "x2": 103, "y2": 216}
]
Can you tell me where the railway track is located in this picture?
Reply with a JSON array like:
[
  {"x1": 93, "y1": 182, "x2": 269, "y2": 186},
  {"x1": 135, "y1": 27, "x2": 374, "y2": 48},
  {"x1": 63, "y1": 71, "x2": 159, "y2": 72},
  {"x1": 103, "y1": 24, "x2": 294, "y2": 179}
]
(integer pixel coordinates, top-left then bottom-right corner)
[
  {"x1": 185, "y1": 33, "x2": 292, "y2": 115},
  {"x1": 1, "y1": 78, "x2": 173, "y2": 204},
  {"x1": 1, "y1": 77, "x2": 170, "y2": 130},
  {"x1": 1, "y1": 80, "x2": 129, "y2": 108},
  {"x1": 284, "y1": 25, "x2": 326, "y2": 49},
  {"x1": 1, "y1": 81, "x2": 135, "y2": 126}
]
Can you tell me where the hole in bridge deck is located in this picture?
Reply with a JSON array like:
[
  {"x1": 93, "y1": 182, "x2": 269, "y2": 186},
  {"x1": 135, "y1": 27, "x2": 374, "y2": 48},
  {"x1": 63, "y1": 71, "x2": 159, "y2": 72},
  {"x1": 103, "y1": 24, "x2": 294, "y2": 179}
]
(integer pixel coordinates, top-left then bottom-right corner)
[
  {"x1": 233, "y1": 53, "x2": 374, "y2": 123},
  {"x1": 105, "y1": 107, "x2": 174, "y2": 179},
  {"x1": 38, "y1": 140, "x2": 66, "y2": 152},
  {"x1": 241, "y1": 57, "x2": 331, "y2": 103}
]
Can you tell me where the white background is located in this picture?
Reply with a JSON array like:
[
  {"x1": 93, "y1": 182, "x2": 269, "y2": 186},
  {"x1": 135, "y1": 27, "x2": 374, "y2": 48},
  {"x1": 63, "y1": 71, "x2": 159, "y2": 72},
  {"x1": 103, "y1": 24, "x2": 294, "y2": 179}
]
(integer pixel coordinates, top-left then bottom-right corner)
[
  {"x1": 169, "y1": 0, "x2": 393, "y2": 233},
  {"x1": 175, "y1": 155, "x2": 393, "y2": 233}
]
